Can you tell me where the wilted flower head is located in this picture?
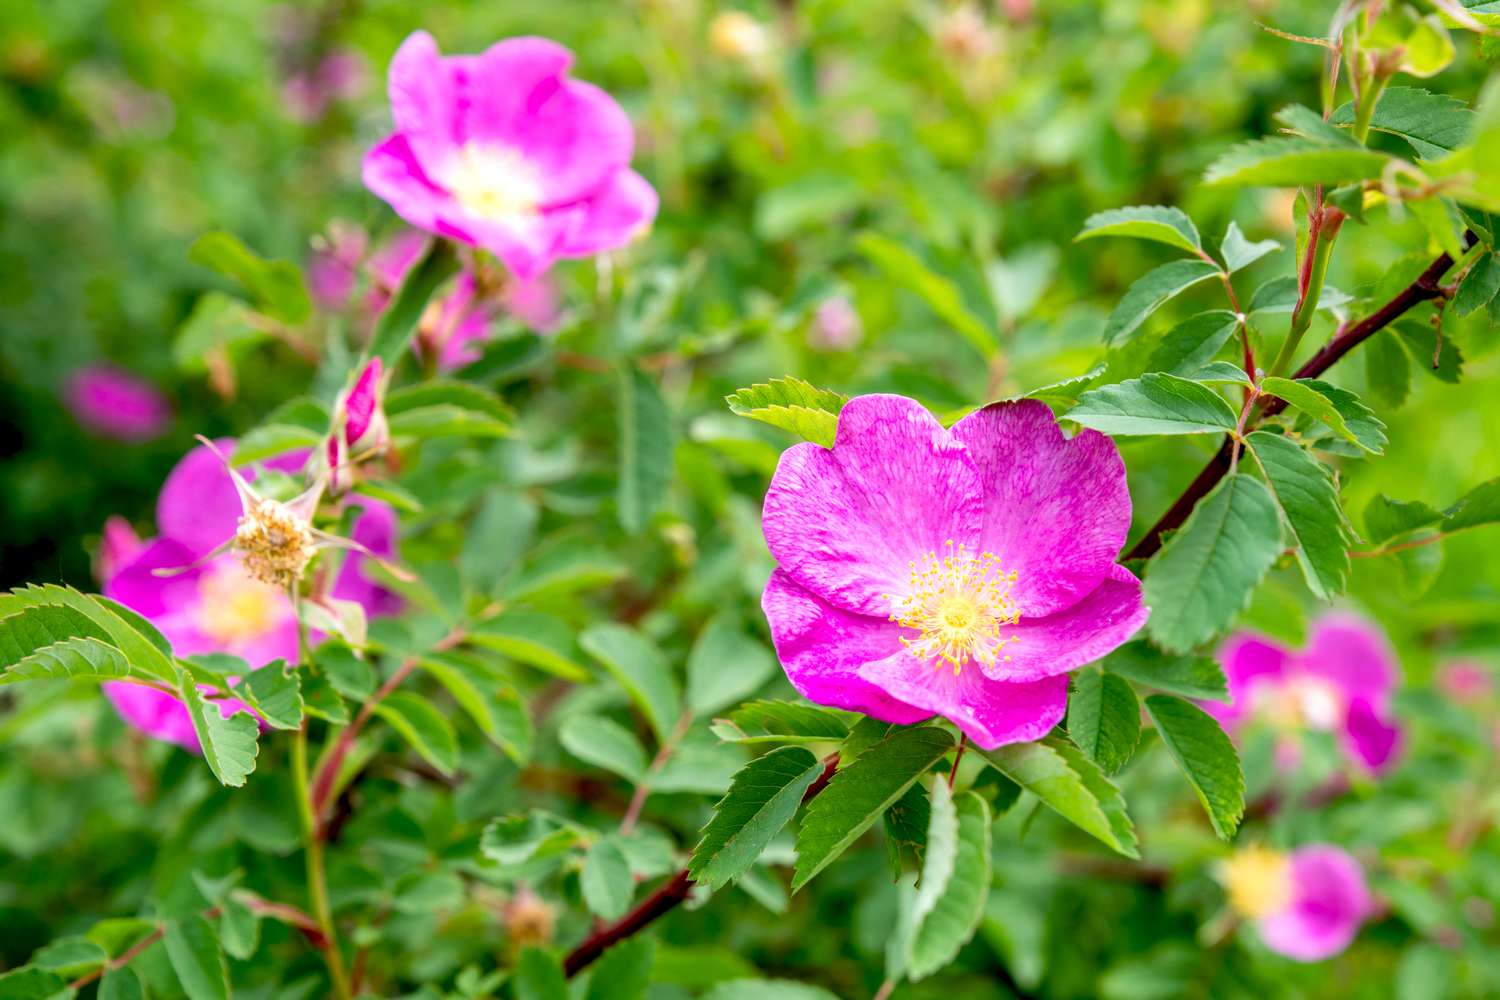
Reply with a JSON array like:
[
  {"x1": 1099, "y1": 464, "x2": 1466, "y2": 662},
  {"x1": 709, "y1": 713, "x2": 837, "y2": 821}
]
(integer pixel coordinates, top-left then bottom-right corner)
[
  {"x1": 64, "y1": 365, "x2": 172, "y2": 442},
  {"x1": 100, "y1": 442, "x2": 401, "y2": 751},
  {"x1": 363, "y1": 32, "x2": 658, "y2": 279},
  {"x1": 1208, "y1": 613, "x2": 1403, "y2": 774},
  {"x1": 1220, "y1": 844, "x2": 1371, "y2": 962},
  {"x1": 760, "y1": 396, "x2": 1148, "y2": 749}
]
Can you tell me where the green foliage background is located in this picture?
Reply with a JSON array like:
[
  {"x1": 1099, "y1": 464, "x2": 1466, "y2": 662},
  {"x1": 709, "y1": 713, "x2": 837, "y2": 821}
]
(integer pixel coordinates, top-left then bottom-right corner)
[{"x1": 1, "y1": 0, "x2": 1499, "y2": 998}]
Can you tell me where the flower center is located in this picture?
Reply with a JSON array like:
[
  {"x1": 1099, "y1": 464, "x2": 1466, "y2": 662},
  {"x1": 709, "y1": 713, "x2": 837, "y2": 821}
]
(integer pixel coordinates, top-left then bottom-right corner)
[
  {"x1": 196, "y1": 562, "x2": 282, "y2": 645},
  {"x1": 888, "y1": 542, "x2": 1020, "y2": 675},
  {"x1": 1257, "y1": 675, "x2": 1345, "y2": 732},
  {"x1": 234, "y1": 498, "x2": 316, "y2": 589},
  {"x1": 441, "y1": 143, "x2": 543, "y2": 225},
  {"x1": 1219, "y1": 845, "x2": 1294, "y2": 920}
]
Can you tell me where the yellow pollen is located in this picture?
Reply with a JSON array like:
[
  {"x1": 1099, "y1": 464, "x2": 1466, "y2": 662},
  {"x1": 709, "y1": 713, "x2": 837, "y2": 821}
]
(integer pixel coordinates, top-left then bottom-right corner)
[
  {"x1": 440, "y1": 143, "x2": 543, "y2": 226},
  {"x1": 888, "y1": 541, "x2": 1020, "y2": 675},
  {"x1": 1219, "y1": 845, "x2": 1294, "y2": 920},
  {"x1": 234, "y1": 498, "x2": 316, "y2": 589},
  {"x1": 196, "y1": 563, "x2": 282, "y2": 644}
]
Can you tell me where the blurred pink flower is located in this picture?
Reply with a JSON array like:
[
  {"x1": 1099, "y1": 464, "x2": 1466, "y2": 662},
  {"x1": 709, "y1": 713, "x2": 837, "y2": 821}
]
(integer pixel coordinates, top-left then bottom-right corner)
[
  {"x1": 363, "y1": 32, "x2": 658, "y2": 278},
  {"x1": 1207, "y1": 613, "x2": 1403, "y2": 774},
  {"x1": 307, "y1": 220, "x2": 368, "y2": 310},
  {"x1": 810, "y1": 296, "x2": 861, "y2": 351},
  {"x1": 100, "y1": 442, "x2": 400, "y2": 752},
  {"x1": 96, "y1": 516, "x2": 143, "y2": 582},
  {"x1": 282, "y1": 49, "x2": 367, "y2": 123},
  {"x1": 1222, "y1": 844, "x2": 1371, "y2": 962},
  {"x1": 64, "y1": 366, "x2": 172, "y2": 442},
  {"x1": 760, "y1": 396, "x2": 1147, "y2": 749},
  {"x1": 1439, "y1": 660, "x2": 1492, "y2": 701}
]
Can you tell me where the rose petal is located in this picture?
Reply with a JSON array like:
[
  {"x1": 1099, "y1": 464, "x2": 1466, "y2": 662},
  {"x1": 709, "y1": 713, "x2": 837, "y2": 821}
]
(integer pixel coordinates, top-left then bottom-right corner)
[
  {"x1": 362, "y1": 135, "x2": 450, "y2": 233},
  {"x1": 761, "y1": 570, "x2": 932, "y2": 724},
  {"x1": 1257, "y1": 845, "x2": 1369, "y2": 962},
  {"x1": 1208, "y1": 633, "x2": 1294, "y2": 729},
  {"x1": 386, "y1": 31, "x2": 461, "y2": 169},
  {"x1": 948, "y1": 400, "x2": 1131, "y2": 618},
  {"x1": 858, "y1": 653, "x2": 1068, "y2": 749},
  {"x1": 1341, "y1": 698, "x2": 1402, "y2": 773},
  {"x1": 556, "y1": 168, "x2": 658, "y2": 258},
  {"x1": 103, "y1": 681, "x2": 258, "y2": 754},
  {"x1": 104, "y1": 538, "x2": 204, "y2": 618},
  {"x1": 1297, "y1": 613, "x2": 1400, "y2": 711},
  {"x1": 155, "y1": 440, "x2": 244, "y2": 557},
  {"x1": 762, "y1": 394, "x2": 984, "y2": 617},
  {"x1": 980, "y1": 564, "x2": 1149, "y2": 683}
]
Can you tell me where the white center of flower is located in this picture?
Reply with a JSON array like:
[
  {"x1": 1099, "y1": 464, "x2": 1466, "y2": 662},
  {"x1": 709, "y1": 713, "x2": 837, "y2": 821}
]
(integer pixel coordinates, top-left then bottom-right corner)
[
  {"x1": 1257, "y1": 675, "x2": 1345, "y2": 732},
  {"x1": 1219, "y1": 845, "x2": 1294, "y2": 919},
  {"x1": 196, "y1": 562, "x2": 282, "y2": 644},
  {"x1": 887, "y1": 541, "x2": 1020, "y2": 675},
  {"x1": 440, "y1": 143, "x2": 544, "y2": 225}
]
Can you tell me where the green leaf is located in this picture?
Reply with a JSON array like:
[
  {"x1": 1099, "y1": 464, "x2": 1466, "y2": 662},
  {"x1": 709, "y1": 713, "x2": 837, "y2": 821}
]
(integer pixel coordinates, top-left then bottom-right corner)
[
  {"x1": 710, "y1": 700, "x2": 855, "y2": 745},
  {"x1": 883, "y1": 782, "x2": 930, "y2": 878},
  {"x1": 1364, "y1": 330, "x2": 1412, "y2": 409},
  {"x1": 792, "y1": 726, "x2": 955, "y2": 890},
  {"x1": 0, "y1": 586, "x2": 176, "y2": 684},
  {"x1": 1075, "y1": 205, "x2": 1201, "y2": 253},
  {"x1": 856, "y1": 233, "x2": 998, "y2": 356},
  {"x1": 178, "y1": 673, "x2": 259, "y2": 787},
  {"x1": 1247, "y1": 431, "x2": 1353, "y2": 600},
  {"x1": 979, "y1": 735, "x2": 1138, "y2": 858},
  {"x1": 1103, "y1": 642, "x2": 1229, "y2": 701},
  {"x1": 583, "y1": 937, "x2": 655, "y2": 1000},
  {"x1": 468, "y1": 612, "x2": 590, "y2": 681},
  {"x1": 1185, "y1": 362, "x2": 1252, "y2": 386},
  {"x1": 617, "y1": 365, "x2": 674, "y2": 533},
  {"x1": 385, "y1": 380, "x2": 515, "y2": 439},
  {"x1": 162, "y1": 916, "x2": 229, "y2": 1000},
  {"x1": 1067, "y1": 667, "x2": 1141, "y2": 774},
  {"x1": 1395, "y1": 321, "x2": 1463, "y2": 384},
  {"x1": 481, "y1": 812, "x2": 586, "y2": 867},
  {"x1": 218, "y1": 894, "x2": 259, "y2": 961},
  {"x1": 1425, "y1": 76, "x2": 1500, "y2": 212},
  {"x1": 1445, "y1": 477, "x2": 1500, "y2": 533},
  {"x1": 1102, "y1": 260, "x2": 1222, "y2": 345},
  {"x1": 0, "y1": 967, "x2": 71, "y2": 1000},
  {"x1": 232, "y1": 661, "x2": 302, "y2": 730},
  {"x1": 1067, "y1": 372, "x2": 1239, "y2": 436},
  {"x1": 690, "y1": 746, "x2": 826, "y2": 890},
  {"x1": 188, "y1": 230, "x2": 310, "y2": 324},
  {"x1": 1143, "y1": 311, "x2": 1240, "y2": 376},
  {"x1": 700, "y1": 982, "x2": 841, "y2": 1000},
  {"x1": 580, "y1": 624, "x2": 682, "y2": 743},
  {"x1": 371, "y1": 691, "x2": 459, "y2": 775},
  {"x1": 559, "y1": 715, "x2": 650, "y2": 783},
  {"x1": 1330, "y1": 86, "x2": 1474, "y2": 157},
  {"x1": 0, "y1": 636, "x2": 131, "y2": 685},
  {"x1": 420, "y1": 657, "x2": 532, "y2": 762},
  {"x1": 725, "y1": 377, "x2": 848, "y2": 449},
  {"x1": 1454, "y1": 254, "x2": 1500, "y2": 317},
  {"x1": 173, "y1": 292, "x2": 267, "y2": 372},
  {"x1": 1260, "y1": 377, "x2": 1386, "y2": 454},
  {"x1": 1143, "y1": 473, "x2": 1283, "y2": 653},
  {"x1": 32, "y1": 937, "x2": 106, "y2": 977},
  {"x1": 1246, "y1": 275, "x2": 1352, "y2": 315},
  {"x1": 515, "y1": 947, "x2": 568, "y2": 1000},
  {"x1": 1220, "y1": 222, "x2": 1281, "y2": 272},
  {"x1": 366, "y1": 241, "x2": 460, "y2": 366},
  {"x1": 581, "y1": 837, "x2": 635, "y2": 921},
  {"x1": 1274, "y1": 103, "x2": 1363, "y2": 146},
  {"x1": 1203, "y1": 137, "x2": 1392, "y2": 187},
  {"x1": 687, "y1": 615, "x2": 778, "y2": 716},
  {"x1": 1143, "y1": 695, "x2": 1245, "y2": 839},
  {"x1": 907, "y1": 783, "x2": 993, "y2": 980},
  {"x1": 1365, "y1": 494, "x2": 1445, "y2": 545},
  {"x1": 99, "y1": 968, "x2": 145, "y2": 1000}
]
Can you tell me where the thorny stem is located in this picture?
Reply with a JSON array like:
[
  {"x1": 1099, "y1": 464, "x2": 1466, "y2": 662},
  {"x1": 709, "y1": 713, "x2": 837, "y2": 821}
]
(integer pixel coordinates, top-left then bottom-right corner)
[
  {"x1": 947, "y1": 735, "x2": 968, "y2": 790},
  {"x1": 294, "y1": 724, "x2": 353, "y2": 1000},
  {"x1": 1127, "y1": 239, "x2": 1470, "y2": 560}
]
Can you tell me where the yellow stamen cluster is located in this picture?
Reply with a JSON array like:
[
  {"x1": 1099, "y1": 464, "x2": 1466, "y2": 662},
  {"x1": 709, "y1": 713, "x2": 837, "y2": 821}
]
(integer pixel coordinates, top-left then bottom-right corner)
[
  {"x1": 887, "y1": 541, "x2": 1020, "y2": 675},
  {"x1": 196, "y1": 563, "x2": 281, "y2": 644},
  {"x1": 234, "y1": 498, "x2": 316, "y2": 588},
  {"x1": 1219, "y1": 845, "x2": 1294, "y2": 920}
]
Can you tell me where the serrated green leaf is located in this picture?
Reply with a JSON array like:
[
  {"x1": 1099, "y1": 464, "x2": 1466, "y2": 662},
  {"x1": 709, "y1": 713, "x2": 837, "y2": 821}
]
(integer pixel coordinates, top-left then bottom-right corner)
[
  {"x1": 1365, "y1": 494, "x2": 1445, "y2": 545},
  {"x1": 907, "y1": 783, "x2": 993, "y2": 979},
  {"x1": 0, "y1": 967, "x2": 71, "y2": 1000},
  {"x1": 421, "y1": 657, "x2": 532, "y2": 762},
  {"x1": 1102, "y1": 642, "x2": 1229, "y2": 701},
  {"x1": 1076, "y1": 205, "x2": 1201, "y2": 253},
  {"x1": 1204, "y1": 137, "x2": 1391, "y2": 187},
  {"x1": 173, "y1": 292, "x2": 267, "y2": 373},
  {"x1": 979, "y1": 735, "x2": 1138, "y2": 857},
  {"x1": 481, "y1": 811, "x2": 586, "y2": 867},
  {"x1": 1143, "y1": 311, "x2": 1240, "y2": 376},
  {"x1": 690, "y1": 746, "x2": 825, "y2": 889},
  {"x1": 1220, "y1": 222, "x2": 1281, "y2": 272},
  {"x1": 367, "y1": 241, "x2": 460, "y2": 365},
  {"x1": 178, "y1": 673, "x2": 259, "y2": 787},
  {"x1": 792, "y1": 726, "x2": 954, "y2": 890},
  {"x1": 580, "y1": 624, "x2": 682, "y2": 743},
  {"x1": 0, "y1": 636, "x2": 131, "y2": 685},
  {"x1": 1445, "y1": 477, "x2": 1500, "y2": 533},
  {"x1": 700, "y1": 982, "x2": 841, "y2": 1000},
  {"x1": 99, "y1": 968, "x2": 144, "y2": 1000},
  {"x1": 1143, "y1": 473, "x2": 1283, "y2": 653},
  {"x1": 725, "y1": 377, "x2": 848, "y2": 449},
  {"x1": 1067, "y1": 667, "x2": 1141, "y2": 774},
  {"x1": 1067, "y1": 372, "x2": 1239, "y2": 436},
  {"x1": 232, "y1": 660, "x2": 302, "y2": 730},
  {"x1": 1275, "y1": 103, "x2": 1362, "y2": 146},
  {"x1": 515, "y1": 947, "x2": 568, "y2": 1000},
  {"x1": 31, "y1": 937, "x2": 106, "y2": 977},
  {"x1": 711, "y1": 700, "x2": 856, "y2": 745},
  {"x1": 468, "y1": 612, "x2": 590, "y2": 681},
  {"x1": 581, "y1": 837, "x2": 634, "y2": 921},
  {"x1": 856, "y1": 233, "x2": 998, "y2": 356},
  {"x1": 686, "y1": 615, "x2": 778, "y2": 716},
  {"x1": 1395, "y1": 321, "x2": 1464, "y2": 384},
  {"x1": 0, "y1": 586, "x2": 176, "y2": 684},
  {"x1": 1144, "y1": 695, "x2": 1245, "y2": 839},
  {"x1": 583, "y1": 937, "x2": 655, "y2": 1000},
  {"x1": 1330, "y1": 86, "x2": 1474, "y2": 157},
  {"x1": 1364, "y1": 329, "x2": 1412, "y2": 409},
  {"x1": 559, "y1": 715, "x2": 650, "y2": 783},
  {"x1": 617, "y1": 365, "x2": 674, "y2": 533},
  {"x1": 218, "y1": 894, "x2": 259, "y2": 962},
  {"x1": 883, "y1": 781, "x2": 930, "y2": 878},
  {"x1": 1247, "y1": 431, "x2": 1353, "y2": 600},
  {"x1": 385, "y1": 380, "x2": 515, "y2": 439},
  {"x1": 1454, "y1": 254, "x2": 1500, "y2": 317},
  {"x1": 372, "y1": 691, "x2": 459, "y2": 775},
  {"x1": 163, "y1": 915, "x2": 229, "y2": 1000},
  {"x1": 1102, "y1": 259, "x2": 1222, "y2": 346},
  {"x1": 1261, "y1": 377, "x2": 1385, "y2": 454},
  {"x1": 1186, "y1": 362, "x2": 1252, "y2": 386}
]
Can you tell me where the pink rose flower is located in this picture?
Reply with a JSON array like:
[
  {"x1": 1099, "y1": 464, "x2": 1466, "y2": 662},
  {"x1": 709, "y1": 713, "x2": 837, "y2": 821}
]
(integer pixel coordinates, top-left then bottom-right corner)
[
  {"x1": 1207, "y1": 613, "x2": 1403, "y2": 774},
  {"x1": 282, "y1": 48, "x2": 367, "y2": 124},
  {"x1": 101, "y1": 442, "x2": 400, "y2": 752},
  {"x1": 307, "y1": 220, "x2": 368, "y2": 311},
  {"x1": 1439, "y1": 660, "x2": 1492, "y2": 701},
  {"x1": 1221, "y1": 844, "x2": 1371, "y2": 962},
  {"x1": 759, "y1": 396, "x2": 1148, "y2": 749},
  {"x1": 64, "y1": 366, "x2": 172, "y2": 442},
  {"x1": 327, "y1": 358, "x2": 389, "y2": 490},
  {"x1": 362, "y1": 32, "x2": 658, "y2": 279},
  {"x1": 810, "y1": 296, "x2": 861, "y2": 352}
]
